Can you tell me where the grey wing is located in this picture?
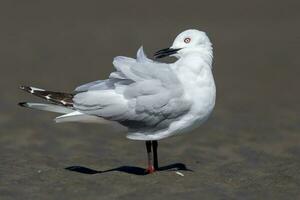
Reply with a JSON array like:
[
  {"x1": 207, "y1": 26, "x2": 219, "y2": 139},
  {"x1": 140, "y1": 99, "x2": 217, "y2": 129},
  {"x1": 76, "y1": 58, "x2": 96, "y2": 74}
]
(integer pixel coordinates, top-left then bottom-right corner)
[
  {"x1": 74, "y1": 79, "x2": 115, "y2": 93},
  {"x1": 121, "y1": 85, "x2": 191, "y2": 133},
  {"x1": 73, "y1": 47, "x2": 191, "y2": 132}
]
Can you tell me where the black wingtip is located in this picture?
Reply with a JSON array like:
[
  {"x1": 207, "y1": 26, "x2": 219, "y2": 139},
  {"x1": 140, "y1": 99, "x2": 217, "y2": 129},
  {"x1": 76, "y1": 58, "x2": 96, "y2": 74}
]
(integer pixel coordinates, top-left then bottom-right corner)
[{"x1": 18, "y1": 102, "x2": 28, "y2": 107}]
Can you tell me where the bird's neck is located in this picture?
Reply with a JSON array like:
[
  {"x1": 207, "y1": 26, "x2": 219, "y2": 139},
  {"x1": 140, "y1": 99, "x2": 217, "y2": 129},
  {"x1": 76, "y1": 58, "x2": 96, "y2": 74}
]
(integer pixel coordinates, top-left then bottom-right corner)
[
  {"x1": 172, "y1": 49, "x2": 215, "y2": 92},
  {"x1": 174, "y1": 49, "x2": 213, "y2": 73},
  {"x1": 177, "y1": 46, "x2": 213, "y2": 67}
]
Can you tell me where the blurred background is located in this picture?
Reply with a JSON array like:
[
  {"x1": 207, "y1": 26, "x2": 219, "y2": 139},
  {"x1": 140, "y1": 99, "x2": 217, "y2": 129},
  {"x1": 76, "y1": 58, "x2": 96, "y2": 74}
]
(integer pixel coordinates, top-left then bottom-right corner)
[{"x1": 1, "y1": 0, "x2": 300, "y2": 199}]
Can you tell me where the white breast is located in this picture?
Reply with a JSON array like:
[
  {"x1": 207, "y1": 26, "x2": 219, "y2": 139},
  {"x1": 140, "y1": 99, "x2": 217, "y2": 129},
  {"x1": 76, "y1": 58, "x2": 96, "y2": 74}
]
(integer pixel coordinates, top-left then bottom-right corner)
[
  {"x1": 133, "y1": 54, "x2": 216, "y2": 140},
  {"x1": 168, "y1": 56, "x2": 216, "y2": 135}
]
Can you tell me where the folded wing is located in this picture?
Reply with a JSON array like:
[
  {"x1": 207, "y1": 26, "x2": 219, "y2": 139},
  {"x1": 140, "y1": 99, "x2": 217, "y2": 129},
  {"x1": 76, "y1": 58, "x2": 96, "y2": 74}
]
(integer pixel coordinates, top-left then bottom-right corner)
[{"x1": 72, "y1": 47, "x2": 191, "y2": 133}]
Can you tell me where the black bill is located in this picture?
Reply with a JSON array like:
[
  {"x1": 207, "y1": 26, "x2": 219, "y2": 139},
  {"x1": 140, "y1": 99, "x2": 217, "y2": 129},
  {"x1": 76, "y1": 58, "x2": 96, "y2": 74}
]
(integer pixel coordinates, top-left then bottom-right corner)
[{"x1": 154, "y1": 48, "x2": 181, "y2": 59}]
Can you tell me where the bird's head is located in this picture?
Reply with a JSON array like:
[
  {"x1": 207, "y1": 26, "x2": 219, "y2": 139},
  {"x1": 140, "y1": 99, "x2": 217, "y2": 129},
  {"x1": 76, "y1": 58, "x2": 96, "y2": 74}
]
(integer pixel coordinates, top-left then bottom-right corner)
[{"x1": 154, "y1": 29, "x2": 212, "y2": 59}]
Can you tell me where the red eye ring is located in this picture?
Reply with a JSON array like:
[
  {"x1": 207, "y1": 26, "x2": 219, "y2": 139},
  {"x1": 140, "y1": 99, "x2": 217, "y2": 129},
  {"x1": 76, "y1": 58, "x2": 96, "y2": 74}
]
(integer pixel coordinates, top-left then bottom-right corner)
[{"x1": 184, "y1": 38, "x2": 191, "y2": 43}]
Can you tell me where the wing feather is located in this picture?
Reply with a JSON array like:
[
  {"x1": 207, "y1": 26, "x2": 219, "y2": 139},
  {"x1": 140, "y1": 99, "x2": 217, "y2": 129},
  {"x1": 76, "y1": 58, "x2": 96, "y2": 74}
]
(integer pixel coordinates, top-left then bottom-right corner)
[{"x1": 72, "y1": 47, "x2": 191, "y2": 132}]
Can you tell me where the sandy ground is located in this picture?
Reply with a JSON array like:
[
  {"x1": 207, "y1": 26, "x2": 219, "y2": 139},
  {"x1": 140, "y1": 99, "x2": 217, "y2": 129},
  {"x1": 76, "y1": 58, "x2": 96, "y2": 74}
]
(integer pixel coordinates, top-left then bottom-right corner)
[{"x1": 1, "y1": 0, "x2": 300, "y2": 199}]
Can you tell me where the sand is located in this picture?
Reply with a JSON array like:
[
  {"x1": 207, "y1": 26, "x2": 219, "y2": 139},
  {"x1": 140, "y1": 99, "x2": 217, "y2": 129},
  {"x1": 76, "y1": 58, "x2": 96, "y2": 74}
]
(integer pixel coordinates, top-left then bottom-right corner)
[{"x1": 0, "y1": 0, "x2": 300, "y2": 199}]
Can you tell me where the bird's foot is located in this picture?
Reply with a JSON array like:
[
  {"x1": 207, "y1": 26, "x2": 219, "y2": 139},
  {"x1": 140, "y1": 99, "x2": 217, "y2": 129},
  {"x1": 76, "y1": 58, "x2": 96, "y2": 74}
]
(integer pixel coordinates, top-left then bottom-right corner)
[{"x1": 145, "y1": 165, "x2": 155, "y2": 174}]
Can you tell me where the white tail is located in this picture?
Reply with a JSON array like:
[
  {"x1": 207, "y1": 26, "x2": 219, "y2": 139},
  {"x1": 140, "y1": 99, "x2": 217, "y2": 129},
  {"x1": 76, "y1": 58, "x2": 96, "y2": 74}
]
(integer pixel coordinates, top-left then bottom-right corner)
[
  {"x1": 55, "y1": 111, "x2": 106, "y2": 123},
  {"x1": 19, "y1": 102, "x2": 74, "y2": 114}
]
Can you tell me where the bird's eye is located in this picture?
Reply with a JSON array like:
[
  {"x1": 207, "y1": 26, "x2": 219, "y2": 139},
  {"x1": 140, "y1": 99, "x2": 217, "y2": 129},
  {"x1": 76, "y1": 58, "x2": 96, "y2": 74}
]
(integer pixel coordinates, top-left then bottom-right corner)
[{"x1": 184, "y1": 37, "x2": 191, "y2": 43}]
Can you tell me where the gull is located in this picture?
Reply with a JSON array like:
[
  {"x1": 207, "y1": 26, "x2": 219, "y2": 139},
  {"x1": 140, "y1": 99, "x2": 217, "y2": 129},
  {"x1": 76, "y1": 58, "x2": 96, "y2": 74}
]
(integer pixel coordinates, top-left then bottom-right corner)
[{"x1": 19, "y1": 29, "x2": 216, "y2": 174}]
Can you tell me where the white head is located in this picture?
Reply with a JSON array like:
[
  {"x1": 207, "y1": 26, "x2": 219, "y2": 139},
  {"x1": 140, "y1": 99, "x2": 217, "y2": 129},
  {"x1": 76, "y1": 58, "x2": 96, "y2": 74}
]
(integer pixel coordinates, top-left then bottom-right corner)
[{"x1": 154, "y1": 29, "x2": 212, "y2": 60}]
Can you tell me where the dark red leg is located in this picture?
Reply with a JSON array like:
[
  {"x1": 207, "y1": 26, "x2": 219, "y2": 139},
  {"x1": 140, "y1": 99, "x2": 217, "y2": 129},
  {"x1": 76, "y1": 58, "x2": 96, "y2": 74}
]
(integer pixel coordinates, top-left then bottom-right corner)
[
  {"x1": 152, "y1": 140, "x2": 158, "y2": 170},
  {"x1": 145, "y1": 141, "x2": 155, "y2": 174}
]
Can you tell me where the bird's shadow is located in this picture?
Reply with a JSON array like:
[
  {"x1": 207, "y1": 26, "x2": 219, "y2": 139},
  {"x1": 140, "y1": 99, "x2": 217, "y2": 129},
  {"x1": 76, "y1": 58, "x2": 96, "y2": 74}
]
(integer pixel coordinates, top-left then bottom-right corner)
[{"x1": 65, "y1": 163, "x2": 192, "y2": 176}]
